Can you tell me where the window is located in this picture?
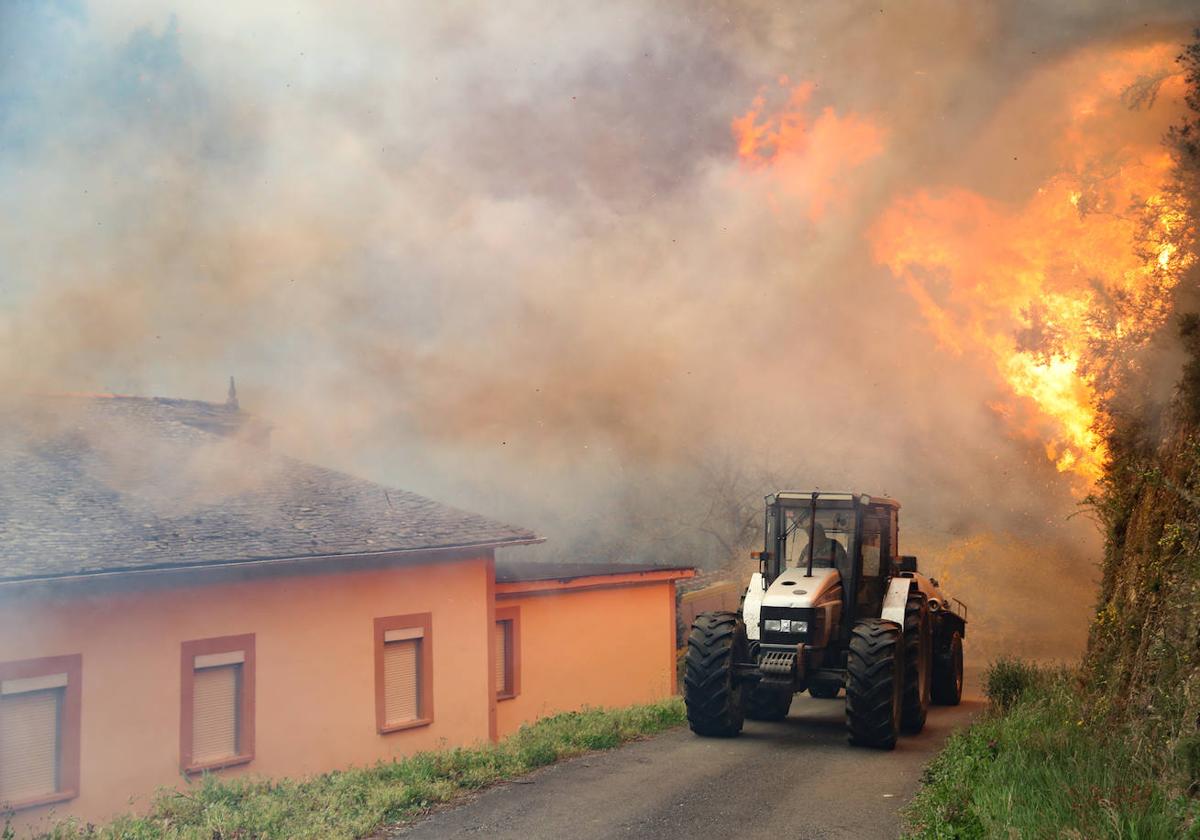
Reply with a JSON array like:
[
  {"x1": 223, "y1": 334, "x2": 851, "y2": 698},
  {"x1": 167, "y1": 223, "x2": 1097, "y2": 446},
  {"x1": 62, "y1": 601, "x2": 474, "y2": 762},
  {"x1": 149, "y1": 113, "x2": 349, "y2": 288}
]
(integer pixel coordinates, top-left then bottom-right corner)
[
  {"x1": 861, "y1": 515, "x2": 884, "y2": 578},
  {"x1": 374, "y1": 614, "x2": 433, "y2": 733},
  {"x1": 0, "y1": 654, "x2": 81, "y2": 810},
  {"x1": 494, "y1": 606, "x2": 520, "y2": 701},
  {"x1": 782, "y1": 507, "x2": 854, "y2": 571},
  {"x1": 180, "y1": 635, "x2": 255, "y2": 773}
]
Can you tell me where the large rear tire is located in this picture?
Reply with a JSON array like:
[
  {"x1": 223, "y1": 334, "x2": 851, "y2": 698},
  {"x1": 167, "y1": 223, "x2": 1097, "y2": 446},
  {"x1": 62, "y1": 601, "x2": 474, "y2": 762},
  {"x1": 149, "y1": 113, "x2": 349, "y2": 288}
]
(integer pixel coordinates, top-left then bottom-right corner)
[
  {"x1": 684, "y1": 611, "x2": 747, "y2": 737},
  {"x1": 745, "y1": 683, "x2": 792, "y2": 721},
  {"x1": 932, "y1": 629, "x2": 964, "y2": 706},
  {"x1": 846, "y1": 618, "x2": 903, "y2": 750},
  {"x1": 901, "y1": 589, "x2": 932, "y2": 734}
]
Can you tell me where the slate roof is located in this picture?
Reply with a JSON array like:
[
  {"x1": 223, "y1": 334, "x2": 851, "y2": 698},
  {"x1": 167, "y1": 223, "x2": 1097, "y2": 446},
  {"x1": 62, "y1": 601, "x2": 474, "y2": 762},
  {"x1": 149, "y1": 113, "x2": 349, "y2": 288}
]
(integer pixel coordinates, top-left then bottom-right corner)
[
  {"x1": 495, "y1": 560, "x2": 692, "y2": 584},
  {"x1": 0, "y1": 395, "x2": 540, "y2": 583}
]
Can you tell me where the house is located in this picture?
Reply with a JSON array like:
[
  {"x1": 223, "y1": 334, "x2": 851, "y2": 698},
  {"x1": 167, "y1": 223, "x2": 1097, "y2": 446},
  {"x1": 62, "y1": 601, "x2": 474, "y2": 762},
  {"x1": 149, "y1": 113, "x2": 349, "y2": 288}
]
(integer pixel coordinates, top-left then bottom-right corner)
[{"x1": 0, "y1": 394, "x2": 692, "y2": 832}]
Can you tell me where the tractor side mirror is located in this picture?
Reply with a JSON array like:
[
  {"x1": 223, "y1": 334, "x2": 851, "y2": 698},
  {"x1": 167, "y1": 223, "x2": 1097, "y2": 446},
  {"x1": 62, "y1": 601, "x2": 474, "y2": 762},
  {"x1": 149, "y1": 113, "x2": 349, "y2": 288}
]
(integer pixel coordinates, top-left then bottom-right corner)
[
  {"x1": 897, "y1": 555, "x2": 918, "y2": 573},
  {"x1": 752, "y1": 550, "x2": 771, "y2": 578}
]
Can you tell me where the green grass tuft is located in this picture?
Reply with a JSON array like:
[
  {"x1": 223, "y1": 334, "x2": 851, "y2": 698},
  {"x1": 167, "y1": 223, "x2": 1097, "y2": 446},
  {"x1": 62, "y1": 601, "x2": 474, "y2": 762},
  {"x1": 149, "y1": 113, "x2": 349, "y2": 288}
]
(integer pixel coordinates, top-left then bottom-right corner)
[
  {"x1": 982, "y1": 656, "x2": 1046, "y2": 712},
  {"x1": 4, "y1": 698, "x2": 685, "y2": 840},
  {"x1": 905, "y1": 662, "x2": 1200, "y2": 839}
]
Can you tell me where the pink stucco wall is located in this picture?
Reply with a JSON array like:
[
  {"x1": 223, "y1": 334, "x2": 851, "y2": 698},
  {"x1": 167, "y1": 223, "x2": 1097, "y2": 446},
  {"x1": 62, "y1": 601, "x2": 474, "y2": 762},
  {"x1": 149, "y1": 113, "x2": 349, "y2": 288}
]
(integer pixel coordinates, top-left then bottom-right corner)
[
  {"x1": 495, "y1": 579, "x2": 678, "y2": 737},
  {"x1": 0, "y1": 554, "x2": 493, "y2": 833}
]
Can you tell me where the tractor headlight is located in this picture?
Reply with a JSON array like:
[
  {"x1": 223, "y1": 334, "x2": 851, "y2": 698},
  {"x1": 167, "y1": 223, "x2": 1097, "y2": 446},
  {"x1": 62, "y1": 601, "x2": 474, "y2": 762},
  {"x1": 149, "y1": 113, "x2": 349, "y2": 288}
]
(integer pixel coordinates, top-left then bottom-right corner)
[{"x1": 763, "y1": 619, "x2": 807, "y2": 634}]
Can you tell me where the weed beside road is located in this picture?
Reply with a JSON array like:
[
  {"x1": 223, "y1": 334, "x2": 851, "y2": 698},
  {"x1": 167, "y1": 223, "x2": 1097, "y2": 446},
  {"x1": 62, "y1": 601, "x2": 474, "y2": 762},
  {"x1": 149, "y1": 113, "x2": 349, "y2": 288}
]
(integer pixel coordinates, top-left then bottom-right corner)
[
  {"x1": 905, "y1": 660, "x2": 1200, "y2": 839},
  {"x1": 6, "y1": 699, "x2": 685, "y2": 840}
]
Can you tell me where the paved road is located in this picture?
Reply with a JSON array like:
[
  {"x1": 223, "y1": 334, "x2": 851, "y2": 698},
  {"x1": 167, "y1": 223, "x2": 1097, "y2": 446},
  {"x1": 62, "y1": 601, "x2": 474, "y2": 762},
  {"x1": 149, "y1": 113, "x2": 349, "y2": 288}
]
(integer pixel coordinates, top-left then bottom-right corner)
[{"x1": 393, "y1": 692, "x2": 982, "y2": 840}]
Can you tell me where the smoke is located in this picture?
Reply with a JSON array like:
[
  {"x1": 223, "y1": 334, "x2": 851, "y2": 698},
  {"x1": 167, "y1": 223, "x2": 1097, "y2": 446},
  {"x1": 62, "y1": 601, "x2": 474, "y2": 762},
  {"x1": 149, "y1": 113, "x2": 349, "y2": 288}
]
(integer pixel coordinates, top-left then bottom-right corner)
[{"x1": 3, "y1": 0, "x2": 1199, "y2": 659}]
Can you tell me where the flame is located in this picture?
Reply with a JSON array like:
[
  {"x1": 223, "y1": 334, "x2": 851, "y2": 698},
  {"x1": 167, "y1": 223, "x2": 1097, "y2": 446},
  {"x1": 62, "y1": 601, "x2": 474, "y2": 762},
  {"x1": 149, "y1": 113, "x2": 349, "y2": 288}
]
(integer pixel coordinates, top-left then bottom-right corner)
[
  {"x1": 731, "y1": 77, "x2": 883, "y2": 221},
  {"x1": 869, "y1": 43, "x2": 1194, "y2": 486}
]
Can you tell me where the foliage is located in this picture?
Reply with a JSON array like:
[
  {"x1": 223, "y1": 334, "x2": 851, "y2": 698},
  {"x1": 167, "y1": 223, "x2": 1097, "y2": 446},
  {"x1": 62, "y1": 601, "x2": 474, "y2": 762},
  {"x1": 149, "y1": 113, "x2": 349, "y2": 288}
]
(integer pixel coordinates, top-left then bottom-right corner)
[
  {"x1": 983, "y1": 657, "x2": 1045, "y2": 712},
  {"x1": 1166, "y1": 30, "x2": 1200, "y2": 172},
  {"x1": 1179, "y1": 313, "x2": 1200, "y2": 425},
  {"x1": 911, "y1": 28, "x2": 1200, "y2": 840},
  {"x1": 906, "y1": 665, "x2": 1200, "y2": 840},
  {"x1": 3, "y1": 699, "x2": 685, "y2": 840}
]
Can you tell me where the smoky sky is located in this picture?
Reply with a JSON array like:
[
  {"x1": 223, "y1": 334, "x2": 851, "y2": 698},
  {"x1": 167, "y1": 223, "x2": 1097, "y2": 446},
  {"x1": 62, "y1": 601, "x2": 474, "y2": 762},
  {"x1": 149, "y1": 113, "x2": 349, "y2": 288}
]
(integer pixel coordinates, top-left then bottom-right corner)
[{"x1": 2, "y1": 1, "x2": 1199, "y2": 658}]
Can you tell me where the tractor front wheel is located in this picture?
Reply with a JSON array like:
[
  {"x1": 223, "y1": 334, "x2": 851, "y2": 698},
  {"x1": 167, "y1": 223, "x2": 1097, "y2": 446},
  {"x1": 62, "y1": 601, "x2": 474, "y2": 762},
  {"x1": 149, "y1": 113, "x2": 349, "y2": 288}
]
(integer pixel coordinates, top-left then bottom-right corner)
[
  {"x1": 901, "y1": 589, "x2": 932, "y2": 734},
  {"x1": 684, "y1": 611, "x2": 747, "y2": 737},
  {"x1": 932, "y1": 629, "x2": 964, "y2": 706},
  {"x1": 745, "y1": 683, "x2": 792, "y2": 721},
  {"x1": 846, "y1": 618, "x2": 903, "y2": 750}
]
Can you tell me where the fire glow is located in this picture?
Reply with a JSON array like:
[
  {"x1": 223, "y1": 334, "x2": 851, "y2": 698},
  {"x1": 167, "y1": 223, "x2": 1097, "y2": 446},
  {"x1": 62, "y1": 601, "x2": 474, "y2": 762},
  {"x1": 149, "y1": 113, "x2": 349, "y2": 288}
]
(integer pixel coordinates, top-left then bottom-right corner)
[
  {"x1": 736, "y1": 45, "x2": 1195, "y2": 487},
  {"x1": 731, "y1": 77, "x2": 883, "y2": 222}
]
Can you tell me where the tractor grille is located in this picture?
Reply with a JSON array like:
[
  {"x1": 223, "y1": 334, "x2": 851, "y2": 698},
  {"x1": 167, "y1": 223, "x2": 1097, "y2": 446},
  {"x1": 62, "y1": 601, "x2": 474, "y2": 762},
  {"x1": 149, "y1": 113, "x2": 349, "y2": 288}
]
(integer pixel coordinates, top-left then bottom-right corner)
[
  {"x1": 759, "y1": 648, "x2": 797, "y2": 677},
  {"x1": 759, "y1": 606, "x2": 818, "y2": 646}
]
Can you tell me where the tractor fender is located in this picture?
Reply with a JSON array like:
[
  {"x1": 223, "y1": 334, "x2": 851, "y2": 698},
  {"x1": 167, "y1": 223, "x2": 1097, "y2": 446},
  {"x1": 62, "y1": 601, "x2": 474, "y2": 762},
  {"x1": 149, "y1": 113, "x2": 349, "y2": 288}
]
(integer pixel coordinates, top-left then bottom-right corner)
[
  {"x1": 742, "y1": 572, "x2": 766, "y2": 641},
  {"x1": 904, "y1": 572, "x2": 968, "y2": 630},
  {"x1": 880, "y1": 577, "x2": 912, "y2": 626}
]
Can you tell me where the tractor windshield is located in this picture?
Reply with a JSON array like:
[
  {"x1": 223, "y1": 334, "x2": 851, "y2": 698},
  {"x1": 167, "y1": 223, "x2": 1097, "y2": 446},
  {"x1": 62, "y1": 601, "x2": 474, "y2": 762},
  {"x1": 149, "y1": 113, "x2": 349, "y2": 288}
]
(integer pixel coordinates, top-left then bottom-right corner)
[{"x1": 782, "y1": 507, "x2": 853, "y2": 571}]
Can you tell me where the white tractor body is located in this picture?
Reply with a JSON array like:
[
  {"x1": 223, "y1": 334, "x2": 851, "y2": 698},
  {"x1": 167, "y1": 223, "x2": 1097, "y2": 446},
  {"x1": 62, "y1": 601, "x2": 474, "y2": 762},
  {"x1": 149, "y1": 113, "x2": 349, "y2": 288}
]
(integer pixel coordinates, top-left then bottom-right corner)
[{"x1": 685, "y1": 490, "x2": 967, "y2": 747}]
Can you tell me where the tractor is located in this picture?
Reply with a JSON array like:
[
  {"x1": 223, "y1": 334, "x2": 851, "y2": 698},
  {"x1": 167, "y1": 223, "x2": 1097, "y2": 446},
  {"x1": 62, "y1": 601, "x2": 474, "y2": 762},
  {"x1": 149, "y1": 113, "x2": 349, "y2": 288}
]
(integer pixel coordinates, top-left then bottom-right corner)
[{"x1": 683, "y1": 491, "x2": 966, "y2": 749}]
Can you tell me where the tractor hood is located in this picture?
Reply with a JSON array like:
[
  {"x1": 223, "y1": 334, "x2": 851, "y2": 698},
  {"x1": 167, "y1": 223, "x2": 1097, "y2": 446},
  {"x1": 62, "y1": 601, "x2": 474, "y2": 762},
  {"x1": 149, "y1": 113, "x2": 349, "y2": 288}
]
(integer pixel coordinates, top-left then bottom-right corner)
[{"x1": 761, "y1": 566, "x2": 841, "y2": 610}]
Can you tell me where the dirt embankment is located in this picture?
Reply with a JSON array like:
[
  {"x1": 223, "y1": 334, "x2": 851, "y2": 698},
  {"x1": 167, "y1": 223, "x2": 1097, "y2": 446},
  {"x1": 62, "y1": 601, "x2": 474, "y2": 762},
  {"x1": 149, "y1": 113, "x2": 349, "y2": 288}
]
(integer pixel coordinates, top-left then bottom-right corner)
[
  {"x1": 1081, "y1": 35, "x2": 1200, "y2": 782},
  {"x1": 1085, "y1": 396, "x2": 1200, "y2": 777}
]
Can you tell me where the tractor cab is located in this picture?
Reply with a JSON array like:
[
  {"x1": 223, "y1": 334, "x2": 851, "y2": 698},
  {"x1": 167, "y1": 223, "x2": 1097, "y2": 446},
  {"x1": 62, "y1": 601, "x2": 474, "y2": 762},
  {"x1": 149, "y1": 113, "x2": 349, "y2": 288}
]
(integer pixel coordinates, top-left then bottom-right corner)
[{"x1": 758, "y1": 492, "x2": 900, "y2": 642}]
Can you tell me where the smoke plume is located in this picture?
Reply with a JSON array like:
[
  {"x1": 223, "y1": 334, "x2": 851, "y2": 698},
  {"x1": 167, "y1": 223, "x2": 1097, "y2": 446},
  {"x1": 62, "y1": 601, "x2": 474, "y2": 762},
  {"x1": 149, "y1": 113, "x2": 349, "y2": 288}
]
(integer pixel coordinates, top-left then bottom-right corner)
[{"x1": 3, "y1": 0, "x2": 1199, "y2": 659}]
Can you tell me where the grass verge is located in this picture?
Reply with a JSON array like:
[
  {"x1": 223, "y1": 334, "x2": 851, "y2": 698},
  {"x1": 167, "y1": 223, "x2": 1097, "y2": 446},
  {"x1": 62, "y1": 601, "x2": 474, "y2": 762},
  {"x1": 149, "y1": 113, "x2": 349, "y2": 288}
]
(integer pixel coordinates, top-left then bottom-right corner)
[
  {"x1": 6, "y1": 698, "x2": 685, "y2": 840},
  {"x1": 905, "y1": 660, "x2": 1200, "y2": 839}
]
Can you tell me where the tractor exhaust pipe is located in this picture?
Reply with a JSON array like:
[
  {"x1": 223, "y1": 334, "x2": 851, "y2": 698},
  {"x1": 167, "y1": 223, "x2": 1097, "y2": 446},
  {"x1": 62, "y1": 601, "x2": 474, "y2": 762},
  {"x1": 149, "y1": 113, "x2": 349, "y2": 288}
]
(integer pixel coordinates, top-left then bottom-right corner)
[{"x1": 805, "y1": 491, "x2": 818, "y2": 578}]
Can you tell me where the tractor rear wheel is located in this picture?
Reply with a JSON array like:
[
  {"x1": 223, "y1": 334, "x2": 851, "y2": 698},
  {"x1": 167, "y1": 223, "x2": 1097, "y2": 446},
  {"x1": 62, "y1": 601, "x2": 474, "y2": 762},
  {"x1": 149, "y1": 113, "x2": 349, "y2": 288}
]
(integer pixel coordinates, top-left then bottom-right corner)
[
  {"x1": 932, "y1": 629, "x2": 964, "y2": 706},
  {"x1": 745, "y1": 683, "x2": 792, "y2": 721},
  {"x1": 846, "y1": 618, "x2": 903, "y2": 749},
  {"x1": 809, "y1": 680, "x2": 841, "y2": 699},
  {"x1": 684, "y1": 611, "x2": 747, "y2": 737},
  {"x1": 901, "y1": 589, "x2": 932, "y2": 734}
]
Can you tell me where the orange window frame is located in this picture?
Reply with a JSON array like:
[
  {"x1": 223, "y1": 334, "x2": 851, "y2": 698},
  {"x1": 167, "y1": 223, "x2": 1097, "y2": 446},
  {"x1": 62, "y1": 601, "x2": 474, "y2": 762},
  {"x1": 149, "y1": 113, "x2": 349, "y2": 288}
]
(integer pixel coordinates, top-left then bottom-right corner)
[
  {"x1": 495, "y1": 606, "x2": 521, "y2": 701},
  {"x1": 0, "y1": 654, "x2": 82, "y2": 811},
  {"x1": 374, "y1": 613, "x2": 434, "y2": 734},
  {"x1": 179, "y1": 634, "x2": 256, "y2": 774}
]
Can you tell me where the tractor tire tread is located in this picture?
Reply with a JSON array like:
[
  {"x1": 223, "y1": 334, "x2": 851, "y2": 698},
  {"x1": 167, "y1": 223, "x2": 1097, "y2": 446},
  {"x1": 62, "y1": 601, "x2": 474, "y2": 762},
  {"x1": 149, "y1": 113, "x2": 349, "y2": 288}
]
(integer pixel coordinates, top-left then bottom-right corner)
[
  {"x1": 932, "y1": 630, "x2": 964, "y2": 706},
  {"x1": 684, "y1": 611, "x2": 746, "y2": 737},
  {"x1": 901, "y1": 589, "x2": 930, "y2": 734},
  {"x1": 845, "y1": 618, "x2": 902, "y2": 750}
]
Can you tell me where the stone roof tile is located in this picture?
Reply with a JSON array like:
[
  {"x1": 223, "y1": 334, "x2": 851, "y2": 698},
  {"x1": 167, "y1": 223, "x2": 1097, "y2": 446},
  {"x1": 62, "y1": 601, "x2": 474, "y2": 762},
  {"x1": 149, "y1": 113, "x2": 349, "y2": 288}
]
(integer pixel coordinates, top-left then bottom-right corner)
[{"x1": 0, "y1": 396, "x2": 539, "y2": 583}]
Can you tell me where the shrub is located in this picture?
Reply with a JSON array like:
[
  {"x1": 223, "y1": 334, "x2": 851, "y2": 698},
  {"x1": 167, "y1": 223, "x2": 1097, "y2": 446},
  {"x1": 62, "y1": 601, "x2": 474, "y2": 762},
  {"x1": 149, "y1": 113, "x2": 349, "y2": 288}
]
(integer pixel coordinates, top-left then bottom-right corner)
[
  {"x1": 906, "y1": 668, "x2": 1200, "y2": 839},
  {"x1": 984, "y1": 656, "x2": 1043, "y2": 711},
  {"x1": 1176, "y1": 732, "x2": 1200, "y2": 792}
]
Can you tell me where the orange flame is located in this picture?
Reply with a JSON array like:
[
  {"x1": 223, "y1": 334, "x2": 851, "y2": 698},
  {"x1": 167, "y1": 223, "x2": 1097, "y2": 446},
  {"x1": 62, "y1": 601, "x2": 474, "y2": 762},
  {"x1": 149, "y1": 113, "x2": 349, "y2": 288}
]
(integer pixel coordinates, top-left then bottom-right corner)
[
  {"x1": 731, "y1": 77, "x2": 883, "y2": 221},
  {"x1": 734, "y1": 48, "x2": 1194, "y2": 487},
  {"x1": 869, "y1": 44, "x2": 1194, "y2": 486}
]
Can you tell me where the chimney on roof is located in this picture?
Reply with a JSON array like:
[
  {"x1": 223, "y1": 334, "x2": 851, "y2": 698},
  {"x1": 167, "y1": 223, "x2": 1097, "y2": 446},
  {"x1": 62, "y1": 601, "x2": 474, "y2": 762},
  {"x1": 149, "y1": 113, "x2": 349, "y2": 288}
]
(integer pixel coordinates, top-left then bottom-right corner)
[{"x1": 227, "y1": 376, "x2": 239, "y2": 410}]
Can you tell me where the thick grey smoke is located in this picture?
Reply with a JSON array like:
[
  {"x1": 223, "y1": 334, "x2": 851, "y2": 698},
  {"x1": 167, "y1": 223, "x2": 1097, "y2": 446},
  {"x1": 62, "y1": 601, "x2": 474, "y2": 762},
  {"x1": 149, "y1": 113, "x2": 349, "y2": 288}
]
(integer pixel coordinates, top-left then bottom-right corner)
[{"x1": 2, "y1": 1, "x2": 1198, "y2": 659}]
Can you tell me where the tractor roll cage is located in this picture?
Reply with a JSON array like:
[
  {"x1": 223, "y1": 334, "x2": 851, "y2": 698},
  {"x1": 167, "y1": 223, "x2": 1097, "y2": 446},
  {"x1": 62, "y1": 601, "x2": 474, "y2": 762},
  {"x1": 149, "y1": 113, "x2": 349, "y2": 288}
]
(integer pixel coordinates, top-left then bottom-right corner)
[
  {"x1": 761, "y1": 491, "x2": 901, "y2": 644},
  {"x1": 762, "y1": 492, "x2": 862, "y2": 581}
]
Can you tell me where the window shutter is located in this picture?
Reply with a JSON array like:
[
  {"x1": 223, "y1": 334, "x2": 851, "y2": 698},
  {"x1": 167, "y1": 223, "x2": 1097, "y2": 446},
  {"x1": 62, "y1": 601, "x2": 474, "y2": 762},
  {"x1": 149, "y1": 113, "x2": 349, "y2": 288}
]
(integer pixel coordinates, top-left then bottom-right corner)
[
  {"x1": 0, "y1": 689, "x2": 61, "y2": 802},
  {"x1": 383, "y1": 640, "x2": 419, "y2": 724},
  {"x1": 192, "y1": 664, "x2": 240, "y2": 763},
  {"x1": 494, "y1": 621, "x2": 509, "y2": 695}
]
